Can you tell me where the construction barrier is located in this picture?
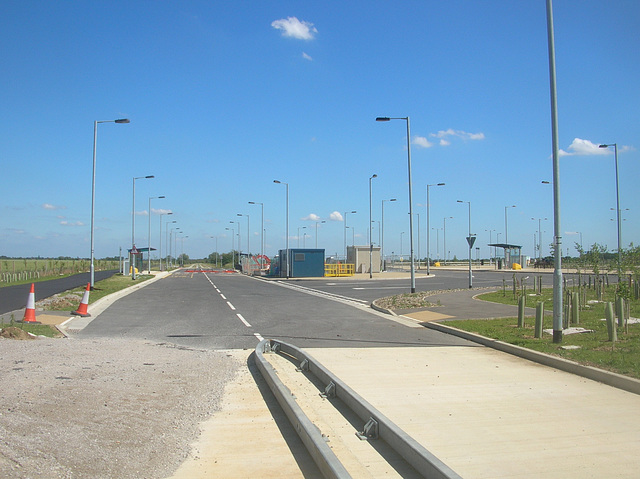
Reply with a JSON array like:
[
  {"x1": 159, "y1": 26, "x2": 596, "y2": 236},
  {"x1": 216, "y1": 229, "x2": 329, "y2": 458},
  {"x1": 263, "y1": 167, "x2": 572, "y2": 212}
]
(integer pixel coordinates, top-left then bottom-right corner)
[{"x1": 324, "y1": 263, "x2": 354, "y2": 277}]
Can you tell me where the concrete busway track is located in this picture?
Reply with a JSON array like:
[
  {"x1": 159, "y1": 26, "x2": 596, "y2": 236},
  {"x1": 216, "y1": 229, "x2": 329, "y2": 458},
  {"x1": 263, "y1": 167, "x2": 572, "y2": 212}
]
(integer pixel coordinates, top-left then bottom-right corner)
[{"x1": 254, "y1": 339, "x2": 461, "y2": 479}]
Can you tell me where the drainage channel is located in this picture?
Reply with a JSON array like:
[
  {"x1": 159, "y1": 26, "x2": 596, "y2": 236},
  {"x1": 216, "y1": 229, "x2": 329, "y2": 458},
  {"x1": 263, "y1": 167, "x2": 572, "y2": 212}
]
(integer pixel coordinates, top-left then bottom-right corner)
[{"x1": 254, "y1": 339, "x2": 461, "y2": 479}]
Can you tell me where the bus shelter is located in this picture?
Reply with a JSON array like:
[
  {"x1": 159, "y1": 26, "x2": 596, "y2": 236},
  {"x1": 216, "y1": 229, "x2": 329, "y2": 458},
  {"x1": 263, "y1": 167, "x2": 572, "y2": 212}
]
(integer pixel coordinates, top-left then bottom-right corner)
[{"x1": 488, "y1": 243, "x2": 522, "y2": 269}]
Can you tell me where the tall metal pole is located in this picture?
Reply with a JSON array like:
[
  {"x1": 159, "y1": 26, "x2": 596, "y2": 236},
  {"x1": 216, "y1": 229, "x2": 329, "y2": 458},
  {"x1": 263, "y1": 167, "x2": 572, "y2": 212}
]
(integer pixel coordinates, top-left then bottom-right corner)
[
  {"x1": 599, "y1": 143, "x2": 621, "y2": 276},
  {"x1": 273, "y1": 180, "x2": 290, "y2": 278},
  {"x1": 458, "y1": 200, "x2": 473, "y2": 288},
  {"x1": 426, "y1": 183, "x2": 445, "y2": 275},
  {"x1": 131, "y1": 175, "x2": 154, "y2": 280},
  {"x1": 148, "y1": 196, "x2": 165, "y2": 273},
  {"x1": 158, "y1": 212, "x2": 172, "y2": 271},
  {"x1": 381, "y1": 198, "x2": 396, "y2": 271},
  {"x1": 249, "y1": 202, "x2": 264, "y2": 271},
  {"x1": 376, "y1": 116, "x2": 415, "y2": 292},
  {"x1": 90, "y1": 118, "x2": 129, "y2": 289},
  {"x1": 369, "y1": 174, "x2": 377, "y2": 278},
  {"x1": 546, "y1": 0, "x2": 563, "y2": 343}
]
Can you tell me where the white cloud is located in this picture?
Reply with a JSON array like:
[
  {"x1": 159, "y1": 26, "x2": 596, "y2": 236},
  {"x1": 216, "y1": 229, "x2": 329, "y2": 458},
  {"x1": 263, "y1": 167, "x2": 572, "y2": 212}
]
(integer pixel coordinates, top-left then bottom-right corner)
[
  {"x1": 558, "y1": 138, "x2": 634, "y2": 157},
  {"x1": 42, "y1": 203, "x2": 66, "y2": 210},
  {"x1": 271, "y1": 17, "x2": 317, "y2": 40},
  {"x1": 136, "y1": 210, "x2": 149, "y2": 216},
  {"x1": 60, "y1": 220, "x2": 84, "y2": 227},
  {"x1": 329, "y1": 211, "x2": 343, "y2": 222},
  {"x1": 302, "y1": 52, "x2": 313, "y2": 61},
  {"x1": 429, "y1": 129, "x2": 485, "y2": 145},
  {"x1": 412, "y1": 136, "x2": 433, "y2": 148},
  {"x1": 302, "y1": 213, "x2": 321, "y2": 221},
  {"x1": 151, "y1": 208, "x2": 173, "y2": 215}
]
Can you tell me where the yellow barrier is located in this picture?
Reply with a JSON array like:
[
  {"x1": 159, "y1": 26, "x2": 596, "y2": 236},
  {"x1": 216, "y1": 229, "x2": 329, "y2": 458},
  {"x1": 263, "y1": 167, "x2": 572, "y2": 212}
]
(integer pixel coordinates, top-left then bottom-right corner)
[
  {"x1": 512, "y1": 263, "x2": 522, "y2": 270},
  {"x1": 324, "y1": 263, "x2": 355, "y2": 277}
]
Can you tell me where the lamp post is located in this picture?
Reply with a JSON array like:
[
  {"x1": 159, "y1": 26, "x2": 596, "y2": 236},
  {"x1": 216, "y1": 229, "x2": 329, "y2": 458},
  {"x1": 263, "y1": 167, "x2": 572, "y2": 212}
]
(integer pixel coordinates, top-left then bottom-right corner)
[
  {"x1": 237, "y1": 213, "x2": 250, "y2": 272},
  {"x1": 225, "y1": 227, "x2": 235, "y2": 267},
  {"x1": 532, "y1": 218, "x2": 548, "y2": 260},
  {"x1": 165, "y1": 220, "x2": 176, "y2": 269},
  {"x1": 457, "y1": 200, "x2": 473, "y2": 288},
  {"x1": 131, "y1": 175, "x2": 154, "y2": 280},
  {"x1": 599, "y1": 143, "x2": 622, "y2": 275},
  {"x1": 148, "y1": 196, "x2": 165, "y2": 272},
  {"x1": 381, "y1": 198, "x2": 396, "y2": 271},
  {"x1": 180, "y1": 235, "x2": 188, "y2": 266},
  {"x1": 90, "y1": 118, "x2": 129, "y2": 289},
  {"x1": 159, "y1": 212, "x2": 172, "y2": 271},
  {"x1": 505, "y1": 205, "x2": 516, "y2": 245},
  {"x1": 249, "y1": 201, "x2": 264, "y2": 271},
  {"x1": 426, "y1": 183, "x2": 445, "y2": 275},
  {"x1": 369, "y1": 174, "x2": 377, "y2": 278},
  {"x1": 376, "y1": 116, "x2": 416, "y2": 292},
  {"x1": 314, "y1": 220, "x2": 326, "y2": 248},
  {"x1": 400, "y1": 232, "x2": 405, "y2": 258},
  {"x1": 273, "y1": 180, "x2": 289, "y2": 278},
  {"x1": 297, "y1": 226, "x2": 306, "y2": 247},
  {"x1": 343, "y1": 211, "x2": 356, "y2": 261},
  {"x1": 210, "y1": 236, "x2": 219, "y2": 267},
  {"x1": 485, "y1": 229, "x2": 495, "y2": 264},
  {"x1": 443, "y1": 217, "x2": 453, "y2": 264}
]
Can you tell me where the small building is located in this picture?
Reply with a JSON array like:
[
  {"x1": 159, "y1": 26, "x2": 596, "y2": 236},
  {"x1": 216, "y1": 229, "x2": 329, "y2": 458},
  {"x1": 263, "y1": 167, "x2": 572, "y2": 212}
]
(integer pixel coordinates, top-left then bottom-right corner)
[
  {"x1": 347, "y1": 245, "x2": 381, "y2": 273},
  {"x1": 277, "y1": 248, "x2": 325, "y2": 278}
]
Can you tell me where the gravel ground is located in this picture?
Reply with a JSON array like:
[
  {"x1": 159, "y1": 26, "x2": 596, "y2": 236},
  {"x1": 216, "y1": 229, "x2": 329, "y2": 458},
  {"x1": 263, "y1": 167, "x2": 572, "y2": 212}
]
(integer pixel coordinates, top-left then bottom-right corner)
[{"x1": 0, "y1": 336, "x2": 241, "y2": 478}]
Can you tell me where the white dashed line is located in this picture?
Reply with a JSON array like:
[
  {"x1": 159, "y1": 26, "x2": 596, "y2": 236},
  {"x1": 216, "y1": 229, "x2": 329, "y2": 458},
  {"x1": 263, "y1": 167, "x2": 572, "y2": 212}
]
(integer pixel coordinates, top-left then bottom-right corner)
[
  {"x1": 236, "y1": 313, "x2": 252, "y2": 327},
  {"x1": 254, "y1": 333, "x2": 264, "y2": 341},
  {"x1": 220, "y1": 293, "x2": 227, "y2": 300},
  {"x1": 226, "y1": 301, "x2": 236, "y2": 311}
]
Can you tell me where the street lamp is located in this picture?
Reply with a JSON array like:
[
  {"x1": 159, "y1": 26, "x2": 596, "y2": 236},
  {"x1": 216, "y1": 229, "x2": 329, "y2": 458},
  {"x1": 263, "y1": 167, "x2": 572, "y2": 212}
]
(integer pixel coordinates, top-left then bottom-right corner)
[
  {"x1": 159, "y1": 212, "x2": 172, "y2": 271},
  {"x1": 376, "y1": 116, "x2": 416, "y2": 292},
  {"x1": 297, "y1": 226, "x2": 307, "y2": 248},
  {"x1": 225, "y1": 227, "x2": 235, "y2": 267},
  {"x1": 443, "y1": 217, "x2": 453, "y2": 264},
  {"x1": 458, "y1": 199, "x2": 473, "y2": 288},
  {"x1": 369, "y1": 174, "x2": 377, "y2": 278},
  {"x1": 210, "y1": 236, "x2": 219, "y2": 267},
  {"x1": 90, "y1": 118, "x2": 129, "y2": 289},
  {"x1": 400, "y1": 232, "x2": 405, "y2": 257},
  {"x1": 273, "y1": 180, "x2": 289, "y2": 278},
  {"x1": 599, "y1": 143, "x2": 622, "y2": 275},
  {"x1": 381, "y1": 198, "x2": 396, "y2": 271},
  {"x1": 426, "y1": 183, "x2": 445, "y2": 275},
  {"x1": 148, "y1": 196, "x2": 165, "y2": 273},
  {"x1": 180, "y1": 235, "x2": 188, "y2": 266},
  {"x1": 485, "y1": 229, "x2": 496, "y2": 264},
  {"x1": 314, "y1": 220, "x2": 326, "y2": 248},
  {"x1": 237, "y1": 213, "x2": 250, "y2": 272},
  {"x1": 344, "y1": 210, "x2": 356, "y2": 261},
  {"x1": 532, "y1": 218, "x2": 548, "y2": 260},
  {"x1": 249, "y1": 201, "x2": 264, "y2": 271},
  {"x1": 505, "y1": 205, "x2": 516, "y2": 245},
  {"x1": 165, "y1": 220, "x2": 176, "y2": 269},
  {"x1": 131, "y1": 175, "x2": 154, "y2": 280}
]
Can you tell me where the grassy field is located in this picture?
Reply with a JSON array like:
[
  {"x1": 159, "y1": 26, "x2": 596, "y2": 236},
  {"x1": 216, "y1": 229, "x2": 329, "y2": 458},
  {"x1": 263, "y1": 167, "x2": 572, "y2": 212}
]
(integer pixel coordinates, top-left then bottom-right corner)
[
  {"x1": 0, "y1": 273, "x2": 153, "y2": 338},
  {"x1": 0, "y1": 258, "x2": 120, "y2": 286},
  {"x1": 446, "y1": 285, "x2": 640, "y2": 379}
]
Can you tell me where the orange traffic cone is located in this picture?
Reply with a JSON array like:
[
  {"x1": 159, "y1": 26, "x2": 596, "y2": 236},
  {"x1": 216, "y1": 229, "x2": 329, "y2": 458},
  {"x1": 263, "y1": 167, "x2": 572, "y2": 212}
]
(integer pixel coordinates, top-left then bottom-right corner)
[
  {"x1": 22, "y1": 283, "x2": 38, "y2": 323},
  {"x1": 71, "y1": 283, "x2": 91, "y2": 317}
]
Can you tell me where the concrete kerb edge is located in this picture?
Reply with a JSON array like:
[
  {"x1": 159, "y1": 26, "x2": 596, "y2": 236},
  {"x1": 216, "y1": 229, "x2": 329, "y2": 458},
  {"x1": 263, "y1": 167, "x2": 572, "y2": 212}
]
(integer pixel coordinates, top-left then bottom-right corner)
[
  {"x1": 253, "y1": 340, "x2": 352, "y2": 479},
  {"x1": 60, "y1": 271, "x2": 173, "y2": 332},
  {"x1": 423, "y1": 321, "x2": 640, "y2": 396},
  {"x1": 255, "y1": 339, "x2": 462, "y2": 479}
]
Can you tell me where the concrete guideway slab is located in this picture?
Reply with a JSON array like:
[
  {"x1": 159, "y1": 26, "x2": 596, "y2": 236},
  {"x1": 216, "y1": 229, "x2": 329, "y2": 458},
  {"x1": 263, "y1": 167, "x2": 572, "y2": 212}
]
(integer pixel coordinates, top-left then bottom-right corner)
[{"x1": 304, "y1": 346, "x2": 640, "y2": 479}]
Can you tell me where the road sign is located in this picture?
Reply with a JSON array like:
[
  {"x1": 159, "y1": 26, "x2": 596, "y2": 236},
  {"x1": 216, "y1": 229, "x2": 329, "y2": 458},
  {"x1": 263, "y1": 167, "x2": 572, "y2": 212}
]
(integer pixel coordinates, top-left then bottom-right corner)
[{"x1": 466, "y1": 236, "x2": 476, "y2": 248}]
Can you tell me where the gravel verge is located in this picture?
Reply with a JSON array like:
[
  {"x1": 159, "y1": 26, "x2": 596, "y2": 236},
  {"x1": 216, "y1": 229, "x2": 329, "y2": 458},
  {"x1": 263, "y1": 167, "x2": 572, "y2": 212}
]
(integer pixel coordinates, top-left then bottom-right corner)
[{"x1": 0, "y1": 337, "x2": 241, "y2": 478}]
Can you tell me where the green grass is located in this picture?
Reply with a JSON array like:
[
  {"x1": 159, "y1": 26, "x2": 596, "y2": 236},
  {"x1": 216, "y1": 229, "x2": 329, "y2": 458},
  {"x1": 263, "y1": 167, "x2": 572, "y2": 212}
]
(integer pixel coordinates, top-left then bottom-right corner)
[
  {"x1": 446, "y1": 287, "x2": 640, "y2": 379},
  {"x1": 0, "y1": 273, "x2": 154, "y2": 338}
]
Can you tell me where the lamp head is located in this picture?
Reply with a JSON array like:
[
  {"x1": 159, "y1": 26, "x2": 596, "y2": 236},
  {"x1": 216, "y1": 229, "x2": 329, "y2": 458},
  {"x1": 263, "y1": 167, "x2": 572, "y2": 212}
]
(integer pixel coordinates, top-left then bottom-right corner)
[
  {"x1": 376, "y1": 117, "x2": 390, "y2": 122},
  {"x1": 437, "y1": 183, "x2": 445, "y2": 186},
  {"x1": 145, "y1": 175, "x2": 154, "y2": 179},
  {"x1": 115, "y1": 118, "x2": 130, "y2": 124},
  {"x1": 273, "y1": 180, "x2": 281, "y2": 184}
]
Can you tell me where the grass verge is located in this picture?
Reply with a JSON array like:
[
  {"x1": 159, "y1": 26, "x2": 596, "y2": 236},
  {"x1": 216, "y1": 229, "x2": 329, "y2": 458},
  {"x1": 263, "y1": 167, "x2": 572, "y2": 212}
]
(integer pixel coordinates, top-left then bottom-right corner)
[
  {"x1": 445, "y1": 287, "x2": 640, "y2": 380},
  {"x1": 0, "y1": 273, "x2": 154, "y2": 338}
]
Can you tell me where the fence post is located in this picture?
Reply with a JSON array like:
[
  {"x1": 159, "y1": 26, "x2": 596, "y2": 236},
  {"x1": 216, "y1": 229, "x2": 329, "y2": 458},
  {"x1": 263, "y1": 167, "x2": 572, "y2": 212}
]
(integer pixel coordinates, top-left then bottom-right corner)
[
  {"x1": 605, "y1": 302, "x2": 617, "y2": 342},
  {"x1": 535, "y1": 301, "x2": 544, "y2": 338}
]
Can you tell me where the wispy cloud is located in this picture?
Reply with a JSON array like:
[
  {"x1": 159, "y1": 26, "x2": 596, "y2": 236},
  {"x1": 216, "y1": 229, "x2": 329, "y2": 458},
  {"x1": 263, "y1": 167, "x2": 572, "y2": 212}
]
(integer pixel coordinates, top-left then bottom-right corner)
[
  {"x1": 412, "y1": 136, "x2": 434, "y2": 148},
  {"x1": 559, "y1": 138, "x2": 634, "y2": 157},
  {"x1": 329, "y1": 211, "x2": 343, "y2": 222},
  {"x1": 302, "y1": 213, "x2": 321, "y2": 221},
  {"x1": 429, "y1": 129, "x2": 485, "y2": 144},
  {"x1": 302, "y1": 52, "x2": 313, "y2": 61},
  {"x1": 271, "y1": 17, "x2": 317, "y2": 40},
  {"x1": 42, "y1": 203, "x2": 66, "y2": 210},
  {"x1": 60, "y1": 220, "x2": 84, "y2": 227},
  {"x1": 151, "y1": 208, "x2": 173, "y2": 215}
]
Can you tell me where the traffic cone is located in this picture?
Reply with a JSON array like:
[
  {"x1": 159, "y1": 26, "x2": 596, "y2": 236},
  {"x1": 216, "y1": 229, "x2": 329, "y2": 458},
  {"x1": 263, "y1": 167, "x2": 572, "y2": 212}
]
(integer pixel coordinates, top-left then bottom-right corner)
[
  {"x1": 71, "y1": 283, "x2": 91, "y2": 317},
  {"x1": 22, "y1": 283, "x2": 38, "y2": 323}
]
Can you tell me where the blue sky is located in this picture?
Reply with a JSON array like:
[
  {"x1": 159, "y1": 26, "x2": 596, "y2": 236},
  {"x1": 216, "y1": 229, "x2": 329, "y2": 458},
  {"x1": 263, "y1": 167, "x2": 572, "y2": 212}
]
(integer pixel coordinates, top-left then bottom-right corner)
[{"x1": 2, "y1": 1, "x2": 638, "y2": 262}]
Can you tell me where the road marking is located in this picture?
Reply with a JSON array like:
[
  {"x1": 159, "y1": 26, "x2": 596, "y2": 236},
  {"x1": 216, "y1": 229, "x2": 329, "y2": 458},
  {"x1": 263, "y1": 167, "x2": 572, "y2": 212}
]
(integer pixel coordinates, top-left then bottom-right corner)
[
  {"x1": 220, "y1": 293, "x2": 227, "y2": 300},
  {"x1": 226, "y1": 301, "x2": 236, "y2": 311},
  {"x1": 236, "y1": 313, "x2": 252, "y2": 327},
  {"x1": 254, "y1": 333, "x2": 264, "y2": 341}
]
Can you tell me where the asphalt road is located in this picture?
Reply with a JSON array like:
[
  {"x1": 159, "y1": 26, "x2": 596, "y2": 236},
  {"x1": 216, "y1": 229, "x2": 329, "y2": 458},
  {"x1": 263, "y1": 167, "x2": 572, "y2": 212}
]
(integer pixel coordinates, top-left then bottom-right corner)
[
  {"x1": 0, "y1": 270, "x2": 118, "y2": 315},
  {"x1": 77, "y1": 270, "x2": 478, "y2": 350}
]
